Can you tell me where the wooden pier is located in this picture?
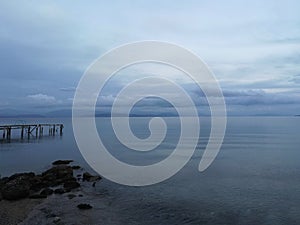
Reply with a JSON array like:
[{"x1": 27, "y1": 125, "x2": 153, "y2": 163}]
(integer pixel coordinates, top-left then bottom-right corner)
[{"x1": 0, "y1": 124, "x2": 64, "y2": 141}]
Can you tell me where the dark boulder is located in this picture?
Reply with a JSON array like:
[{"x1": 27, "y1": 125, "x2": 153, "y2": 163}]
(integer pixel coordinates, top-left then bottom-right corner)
[
  {"x1": 42, "y1": 165, "x2": 73, "y2": 186},
  {"x1": 0, "y1": 161, "x2": 90, "y2": 201},
  {"x1": 67, "y1": 194, "x2": 76, "y2": 199},
  {"x1": 82, "y1": 172, "x2": 101, "y2": 182},
  {"x1": 63, "y1": 180, "x2": 80, "y2": 190},
  {"x1": 29, "y1": 175, "x2": 48, "y2": 192},
  {"x1": 72, "y1": 165, "x2": 81, "y2": 170},
  {"x1": 7, "y1": 172, "x2": 35, "y2": 181},
  {"x1": 77, "y1": 203, "x2": 93, "y2": 210},
  {"x1": 52, "y1": 160, "x2": 73, "y2": 165},
  {"x1": 0, "y1": 177, "x2": 9, "y2": 185},
  {"x1": 0, "y1": 173, "x2": 35, "y2": 200}
]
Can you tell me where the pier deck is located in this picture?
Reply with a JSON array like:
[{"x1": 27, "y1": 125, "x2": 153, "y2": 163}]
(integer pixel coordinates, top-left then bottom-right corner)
[{"x1": 0, "y1": 124, "x2": 64, "y2": 140}]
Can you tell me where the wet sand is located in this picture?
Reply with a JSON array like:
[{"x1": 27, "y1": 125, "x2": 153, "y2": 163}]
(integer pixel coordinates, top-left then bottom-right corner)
[
  {"x1": 19, "y1": 182, "x2": 121, "y2": 225},
  {"x1": 0, "y1": 198, "x2": 43, "y2": 225}
]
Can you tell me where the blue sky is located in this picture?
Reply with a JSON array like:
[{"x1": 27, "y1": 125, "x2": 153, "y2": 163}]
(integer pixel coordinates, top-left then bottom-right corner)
[{"x1": 0, "y1": 0, "x2": 300, "y2": 116}]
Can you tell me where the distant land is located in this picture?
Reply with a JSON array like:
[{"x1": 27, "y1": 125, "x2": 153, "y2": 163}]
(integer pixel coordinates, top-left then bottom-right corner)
[
  {"x1": 0, "y1": 111, "x2": 179, "y2": 118},
  {"x1": 0, "y1": 109, "x2": 71, "y2": 118},
  {"x1": 0, "y1": 114, "x2": 45, "y2": 118},
  {"x1": 0, "y1": 108, "x2": 299, "y2": 118},
  {"x1": 0, "y1": 108, "x2": 181, "y2": 118}
]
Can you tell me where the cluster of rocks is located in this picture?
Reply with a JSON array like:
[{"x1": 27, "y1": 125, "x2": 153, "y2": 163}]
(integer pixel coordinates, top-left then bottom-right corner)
[{"x1": 0, "y1": 160, "x2": 101, "y2": 202}]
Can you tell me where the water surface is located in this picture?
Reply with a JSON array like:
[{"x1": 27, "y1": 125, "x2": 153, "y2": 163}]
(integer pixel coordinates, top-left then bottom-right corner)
[{"x1": 1, "y1": 117, "x2": 300, "y2": 224}]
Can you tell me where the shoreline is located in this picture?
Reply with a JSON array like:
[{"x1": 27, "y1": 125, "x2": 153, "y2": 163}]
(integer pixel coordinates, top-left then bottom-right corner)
[{"x1": 0, "y1": 160, "x2": 111, "y2": 225}]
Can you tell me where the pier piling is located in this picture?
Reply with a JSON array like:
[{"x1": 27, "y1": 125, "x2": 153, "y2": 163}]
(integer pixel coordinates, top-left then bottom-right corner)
[{"x1": 21, "y1": 127, "x2": 24, "y2": 139}]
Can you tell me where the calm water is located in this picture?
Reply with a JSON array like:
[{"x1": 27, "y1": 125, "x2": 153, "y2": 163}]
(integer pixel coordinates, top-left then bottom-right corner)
[{"x1": 1, "y1": 117, "x2": 300, "y2": 224}]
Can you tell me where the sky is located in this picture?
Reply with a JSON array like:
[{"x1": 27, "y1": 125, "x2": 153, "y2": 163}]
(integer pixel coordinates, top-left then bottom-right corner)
[{"x1": 0, "y1": 0, "x2": 300, "y2": 116}]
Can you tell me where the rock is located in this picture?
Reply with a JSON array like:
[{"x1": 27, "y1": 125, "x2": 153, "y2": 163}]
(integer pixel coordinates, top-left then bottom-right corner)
[
  {"x1": 7, "y1": 172, "x2": 35, "y2": 181},
  {"x1": 42, "y1": 165, "x2": 74, "y2": 186},
  {"x1": 82, "y1": 172, "x2": 101, "y2": 182},
  {"x1": 52, "y1": 160, "x2": 73, "y2": 165},
  {"x1": 53, "y1": 216, "x2": 61, "y2": 223},
  {"x1": 0, "y1": 162, "x2": 92, "y2": 201},
  {"x1": 29, "y1": 193, "x2": 47, "y2": 199},
  {"x1": 77, "y1": 203, "x2": 93, "y2": 210},
  {"x1": 40, "y1": 187, "x2": 54, "y2": 196},
  {"x1": 29, "y1": 175, "x2": 47, "y2": 192},
  {"x1": 0, "y1": 177, "x2": 9, "y2": 184},
  {"x1": 43, "y1": 165, "x2": 73, "y2": 179},
  {"x1": 63, "y1": 180, "x2": 80, "y2": 190},
  {"x1": 72, "y1": 165, "x2": 81, "y2": 170},
  {"x1": 54, "y1": 188, "x2": 65, "y2": 194},
  {"x1": 67, "y1": 194, "x2": 76, "y2": 199},
  {"x1": 1, "y1": 173, "x2": 35, "y2": 200}
]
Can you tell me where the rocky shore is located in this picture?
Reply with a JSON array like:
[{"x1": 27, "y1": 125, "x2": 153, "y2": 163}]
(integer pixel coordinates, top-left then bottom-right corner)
[{"x1": 0, "y1": 160, "x2": 102, "y2": 225}]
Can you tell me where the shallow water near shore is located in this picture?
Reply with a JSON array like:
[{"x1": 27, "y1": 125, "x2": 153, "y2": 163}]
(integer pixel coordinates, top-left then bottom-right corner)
[{"x1": 1, "y1": 117, "x2": 300, "y2": 224}]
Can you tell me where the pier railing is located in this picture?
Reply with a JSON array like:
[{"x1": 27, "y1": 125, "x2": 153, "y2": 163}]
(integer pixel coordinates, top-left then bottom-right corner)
[{"x1": 0, "y1": 124, "x2": 64, "y2": 140}]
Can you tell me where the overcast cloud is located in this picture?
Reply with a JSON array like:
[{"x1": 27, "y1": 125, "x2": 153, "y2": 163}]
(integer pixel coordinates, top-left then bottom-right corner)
[{"x1": 0, "y1": 0, "x2": 300, "y2": 116}]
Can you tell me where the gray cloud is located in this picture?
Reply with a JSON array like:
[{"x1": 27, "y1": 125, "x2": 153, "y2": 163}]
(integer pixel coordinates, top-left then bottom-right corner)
[{"x1": 1, "y1": 1, "x2": 300, "y2": 116}]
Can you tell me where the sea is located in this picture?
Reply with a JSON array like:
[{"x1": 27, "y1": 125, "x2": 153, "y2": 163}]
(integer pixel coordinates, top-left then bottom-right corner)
[{"x1": 1, "y1": 117, "x2": 300, "y2": 225}]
